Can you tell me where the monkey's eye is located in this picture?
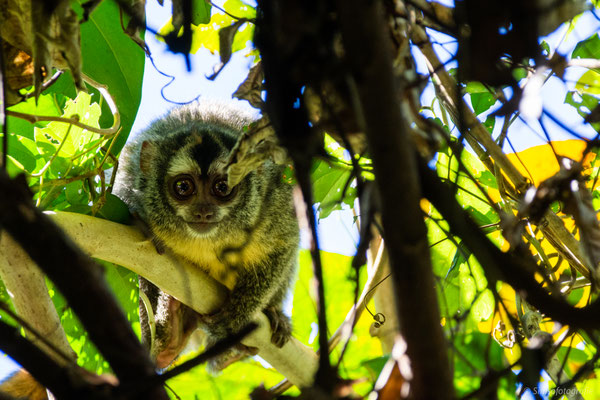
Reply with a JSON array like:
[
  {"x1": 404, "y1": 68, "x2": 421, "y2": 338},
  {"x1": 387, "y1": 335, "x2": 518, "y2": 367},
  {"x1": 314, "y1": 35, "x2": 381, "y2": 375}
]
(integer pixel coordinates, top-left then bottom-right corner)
[
  {"x1": 212, "y1": 178, "x2": 232, "y2": 198},
  {"x1": 173, "y1": 176, "x2": 196, "y2": 200}
]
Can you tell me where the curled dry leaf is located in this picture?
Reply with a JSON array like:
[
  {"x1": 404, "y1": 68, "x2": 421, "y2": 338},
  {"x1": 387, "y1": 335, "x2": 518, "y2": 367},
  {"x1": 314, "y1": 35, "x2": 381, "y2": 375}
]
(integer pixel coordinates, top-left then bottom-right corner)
[
  {"x1": 225, "y1": 117, "x2": 288, "y2": 187},
  {"x1": 208, "y1": 19, "x2": 249, "y2": 81},
  {"x1": 376, "y1": 362, "x2": 405, "y2": 400},
  {"x1": 233, "y1": 62, "x2": 265, "y2": 110},
  {"x1": 123, "y1": 0, "x2": 150, "y2": 54},
  {"x1": 1, "y1": 40, "x2": 33, "y2": 105},
  {"x1": 32, "y1": 0, "x2": 84, "y2": 98},
  {"x1": 304, "y1": 83, "x2": 368, "y2": 154}
]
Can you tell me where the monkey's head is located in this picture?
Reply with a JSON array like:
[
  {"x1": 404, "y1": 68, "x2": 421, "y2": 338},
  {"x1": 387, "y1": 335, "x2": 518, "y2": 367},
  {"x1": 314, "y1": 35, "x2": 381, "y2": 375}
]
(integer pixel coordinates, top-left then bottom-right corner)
[{"x1": 133, "y1": 110, "x2": 262, "y2": 244}]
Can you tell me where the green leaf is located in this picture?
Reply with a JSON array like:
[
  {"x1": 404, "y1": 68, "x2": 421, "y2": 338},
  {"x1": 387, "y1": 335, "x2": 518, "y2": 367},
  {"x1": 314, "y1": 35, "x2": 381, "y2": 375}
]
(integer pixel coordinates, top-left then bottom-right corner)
[
  {"x1": 478, "y1": 170, "x2": 498, "y2": 189},
  {"x1": 468, "y1": 255, "x2": 488, "y2": 292},
  {"x1": 436, "y1": 148, "x2": 498, "y2": 225},
  {"x1": 186, "y1": 0, "x2": 255, "y2": 55},
  {"x1": 292, "y1": 250, "x2": 381, "y2": 383},
  {"x1": 471, "y1": 289, "x2": 494, "y2": 322},
  {"x1": 5, "y1": 135, "x2": 41, "y2": 174},
  {"x1": 470, "y1": 92, "x2": 497, "y2": 115},
  {"x1": 190, "y1": 13, "x2": 254, "y2": 54},
  {"x1": 45, "y1": 69, "x2": 78, "y2": 101},
  {"x1": 540, "y1": 40, "x2": 551, "y2": 56},
  {"x1": 97, "y1": 193, "x2": 132, "y2": 224},
  {"x1": 512, "y1": 67, "x2": 527, "y2": 82},
  {"x1": 30, "y1": 92, "x2": 102, "y2": 183},
  {"x1": 311, "y1": 160, "x2": 355, "y2": 219},
  {"x1": 166, "y1": 357, "x2": 289, "y2": 399},
  {"x1": 6, "y1": 92, "x2": 64, "y2": 144},
  {"x1": 63, "y1": 204, "x2": 93, "y2": 214},
  {"x1": 572, "y1": 33, "x2": 600, "y2": 63},
  {"x1": 192, "y1": 0, "x2": 212, "y2": 25},
  {"x1": 51, "y1": 92, "x2": 102, "y2": 159},
  {"x1": 99, "y1": 262, "x2": 140, "y2": 336},
  {"x1": 482, "y1": 115, "x2": 496, "y2": 133},
  {"x1": 427, "y1": 216, "x2": 457, "y2": 277},
  {"x1": 362, "y1": 355, "x2": 390, "y2": 380},
  {"x1": 575, "y1": 70, "x2": 600, "y2": 95},
  {"x1": 452, "y1": 333, "x2": 509, "y2": 397},
  {"x1": 65, "y1": 181, "x2": 88, "y2": 206},
  {"x1": 48, "y1": 280, "x2": 107, "y2": 373},
  {"x1": 565, "y1": 91, "x2": 600, "y2": 121},
  {"x1": 458, "y1": 264, "x2": 477, "y2": 311},
  {"x1": 223, "y1": 0, "x2": 256, "y2": 19},
  {"x1": 79, "y1": 0, "x2": 145, "y2": 154},
  {"x1": 465, "y1": 81, "x2": 488, "y2": 94}
]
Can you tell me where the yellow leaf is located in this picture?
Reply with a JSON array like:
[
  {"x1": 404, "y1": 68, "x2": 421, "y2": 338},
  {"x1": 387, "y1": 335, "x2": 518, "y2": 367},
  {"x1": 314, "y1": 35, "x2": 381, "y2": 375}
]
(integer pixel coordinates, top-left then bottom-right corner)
[
  {"x1": 506, "y1": 139, "x2": 587, "y2": 187},
  {"x1": 575, "y1": 285, "x2": 592, "y2": 308}
]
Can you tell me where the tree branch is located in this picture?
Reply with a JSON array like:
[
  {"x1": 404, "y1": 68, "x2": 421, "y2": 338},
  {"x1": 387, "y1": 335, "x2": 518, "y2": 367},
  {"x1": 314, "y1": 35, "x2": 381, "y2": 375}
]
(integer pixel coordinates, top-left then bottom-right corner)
[
  {"x1": 0, "y1": 318, "x2": 114, "y2": 400},
  {"x1": 0, "y1": 171, "x2": 168, "y2": 400},
  {"x1": 0, "y1": 234, "x2": 75, "y2": 362},
  {"x1": 47, "y1": 211, "x2": 318, "y2": 388},
  {"x1": 418, "y1": 158, "x2": 600, "y2": 329},
  {"x1": 410, "y1": 23, "x2": 596, "y2": 282},
  {"x1": 336, "y1": 0, "x2": 453, "y2": 398}
]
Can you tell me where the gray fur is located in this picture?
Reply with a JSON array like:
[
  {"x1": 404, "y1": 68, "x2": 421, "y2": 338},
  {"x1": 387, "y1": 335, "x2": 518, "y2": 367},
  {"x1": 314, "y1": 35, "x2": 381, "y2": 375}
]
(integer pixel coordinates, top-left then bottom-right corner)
[{"x1": 114, "y1": 101, "x2": 299, "y2": 368}]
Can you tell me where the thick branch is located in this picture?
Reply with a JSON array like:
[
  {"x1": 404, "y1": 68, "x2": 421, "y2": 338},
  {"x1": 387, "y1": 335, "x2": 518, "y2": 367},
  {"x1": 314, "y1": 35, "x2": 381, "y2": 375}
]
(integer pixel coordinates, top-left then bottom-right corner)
[
  {"x1": 48, "y1": 211, "x2": 318, "y2": 388},
  {"x1": 254, "y1": 0, "x2": 332, "y2": 389},
  {"x1": 0, "y1": 234, "x2": 75, "y2": 362},
  {"x1": 0, "y1": 172, "x2": 168, "y2": 400},
  {"x1": 337, "y1": 1, "x2": 452, "y2": 398},
  {"x1": 0, "y1": 318, "x2": 110, "y2": 400}
]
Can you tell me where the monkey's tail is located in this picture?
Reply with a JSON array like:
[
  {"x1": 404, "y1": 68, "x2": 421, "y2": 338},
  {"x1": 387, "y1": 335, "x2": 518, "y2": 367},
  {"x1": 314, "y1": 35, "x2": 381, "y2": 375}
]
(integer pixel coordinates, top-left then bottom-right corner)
[{"x1": 0, "y1": 370, "x2": 48, "y2": 400}]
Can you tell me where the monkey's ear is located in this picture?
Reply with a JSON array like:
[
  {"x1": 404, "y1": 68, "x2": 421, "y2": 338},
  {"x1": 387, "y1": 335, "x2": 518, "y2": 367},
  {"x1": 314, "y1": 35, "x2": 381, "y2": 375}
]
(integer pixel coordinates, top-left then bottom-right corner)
[{"x1": 140, "y1": 141, "x2": 157, "y2": 174}]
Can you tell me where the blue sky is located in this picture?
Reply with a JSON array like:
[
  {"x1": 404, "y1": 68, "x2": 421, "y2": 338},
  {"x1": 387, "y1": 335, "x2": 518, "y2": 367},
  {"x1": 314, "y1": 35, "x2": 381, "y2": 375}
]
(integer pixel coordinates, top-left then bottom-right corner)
[{"x1": 136, "y1": 0, "x2": 360, "y2": 256}]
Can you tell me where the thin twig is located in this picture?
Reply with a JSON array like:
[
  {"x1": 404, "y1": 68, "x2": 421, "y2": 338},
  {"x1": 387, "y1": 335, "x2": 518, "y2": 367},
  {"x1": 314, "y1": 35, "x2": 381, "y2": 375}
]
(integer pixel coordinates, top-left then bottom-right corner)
[
  {"x1": 6, "y1": 73, "x2": 121, "y2": 136},
  {"x1": 270, "y1": 240, "x2": 389, "y2": 396},
  {"x1": 0, "y1": 35, "x2": 7, "y2": 170}
]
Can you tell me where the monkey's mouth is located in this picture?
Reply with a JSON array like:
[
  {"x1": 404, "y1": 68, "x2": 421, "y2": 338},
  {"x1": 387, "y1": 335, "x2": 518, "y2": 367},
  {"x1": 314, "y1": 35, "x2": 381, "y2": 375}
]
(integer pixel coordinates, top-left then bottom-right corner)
[{"x1": 187, "y1": 222, "x2": 217, "y2": 234}]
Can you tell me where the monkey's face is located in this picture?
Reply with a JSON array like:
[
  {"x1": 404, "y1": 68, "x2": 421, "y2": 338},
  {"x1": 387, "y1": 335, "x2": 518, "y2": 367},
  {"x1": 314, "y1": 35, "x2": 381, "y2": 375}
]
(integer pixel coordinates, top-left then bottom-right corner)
[
  {"x1": 166, "y1": 171, "x2": 240, "y2": 237},
  {"x1": 158, "y1": 133, "x2": 247, "y2": 239}
]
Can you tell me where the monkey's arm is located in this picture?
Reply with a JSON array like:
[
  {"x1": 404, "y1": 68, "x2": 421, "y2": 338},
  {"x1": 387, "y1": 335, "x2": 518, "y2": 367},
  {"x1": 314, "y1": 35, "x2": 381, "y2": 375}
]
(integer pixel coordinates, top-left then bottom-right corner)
[{"x1": 200, "y1": 250, "x2": 295, "y2": 346}]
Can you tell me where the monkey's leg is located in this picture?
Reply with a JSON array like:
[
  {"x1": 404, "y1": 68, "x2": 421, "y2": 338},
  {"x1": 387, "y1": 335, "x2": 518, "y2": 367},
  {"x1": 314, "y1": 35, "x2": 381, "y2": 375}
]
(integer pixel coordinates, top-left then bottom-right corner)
[
  {"x1": 203, "y1": 336, "x2": 259, "y2": 372},
  {"x1": 154, "y1": 298, "x2": 199, "y2": 369},
  {"x1": 139, "y1": 278, "x2": 199, "y2": 369}
]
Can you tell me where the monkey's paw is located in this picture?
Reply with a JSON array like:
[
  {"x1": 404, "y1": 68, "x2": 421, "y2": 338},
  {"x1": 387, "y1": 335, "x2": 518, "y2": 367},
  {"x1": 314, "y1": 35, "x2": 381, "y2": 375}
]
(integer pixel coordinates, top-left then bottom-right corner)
[{"x1": 264, "y1": 306, "x2": 292, "y2": 348}]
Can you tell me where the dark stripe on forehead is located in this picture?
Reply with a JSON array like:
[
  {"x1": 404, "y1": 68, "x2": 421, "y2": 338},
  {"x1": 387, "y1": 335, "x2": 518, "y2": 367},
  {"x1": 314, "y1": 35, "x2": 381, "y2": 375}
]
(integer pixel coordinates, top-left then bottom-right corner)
[{"x1": 190, "y1": 132, "x2": 226, "y2": 175}]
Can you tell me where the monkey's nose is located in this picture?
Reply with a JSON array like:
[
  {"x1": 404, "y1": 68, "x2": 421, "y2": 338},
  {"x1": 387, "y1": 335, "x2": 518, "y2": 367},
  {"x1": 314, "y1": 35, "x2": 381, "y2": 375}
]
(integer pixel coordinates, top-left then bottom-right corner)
[{"x1": 194, "y1": 210, "x2": 214, "y2": 222}]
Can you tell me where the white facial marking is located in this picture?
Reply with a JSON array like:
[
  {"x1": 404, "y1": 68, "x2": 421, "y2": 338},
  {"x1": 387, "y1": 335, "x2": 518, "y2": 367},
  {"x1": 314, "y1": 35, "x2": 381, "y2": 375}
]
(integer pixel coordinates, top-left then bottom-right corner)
[{"x1": 167, "y1": 151, "x2": 200, "y2": 177}]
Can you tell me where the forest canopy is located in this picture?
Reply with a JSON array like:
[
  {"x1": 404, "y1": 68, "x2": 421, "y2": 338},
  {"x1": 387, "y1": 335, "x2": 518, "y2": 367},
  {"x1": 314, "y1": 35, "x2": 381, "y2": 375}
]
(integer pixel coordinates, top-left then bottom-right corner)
[{"x1": 1, "y1": 0, "x2": 600, "y2": 399}]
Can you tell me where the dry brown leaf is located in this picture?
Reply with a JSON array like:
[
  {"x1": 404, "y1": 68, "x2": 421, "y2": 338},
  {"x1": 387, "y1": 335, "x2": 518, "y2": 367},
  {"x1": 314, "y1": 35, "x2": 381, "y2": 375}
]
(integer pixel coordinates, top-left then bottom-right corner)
[
  {"x1": 0, "y1": 0, "x2": 84, "y2": 100},
  {"x1": 225, "y1": 117, "x2": 287, "y2": 187},
  {"x1": 2, "y1": 41, "x2": 34, "y2": 90},
  {"x1": 31, "y1": 0, "x2": 84, "y2": 98},
  {"x1": 208, "y1": 19, "x2": 249, "y2": 81},
  {"x1": 376, "y1": 362, "x2": 405, "y2": 400},
  {"x1": 233, "y1": 62, "x2": 265, "y2": 110}
]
